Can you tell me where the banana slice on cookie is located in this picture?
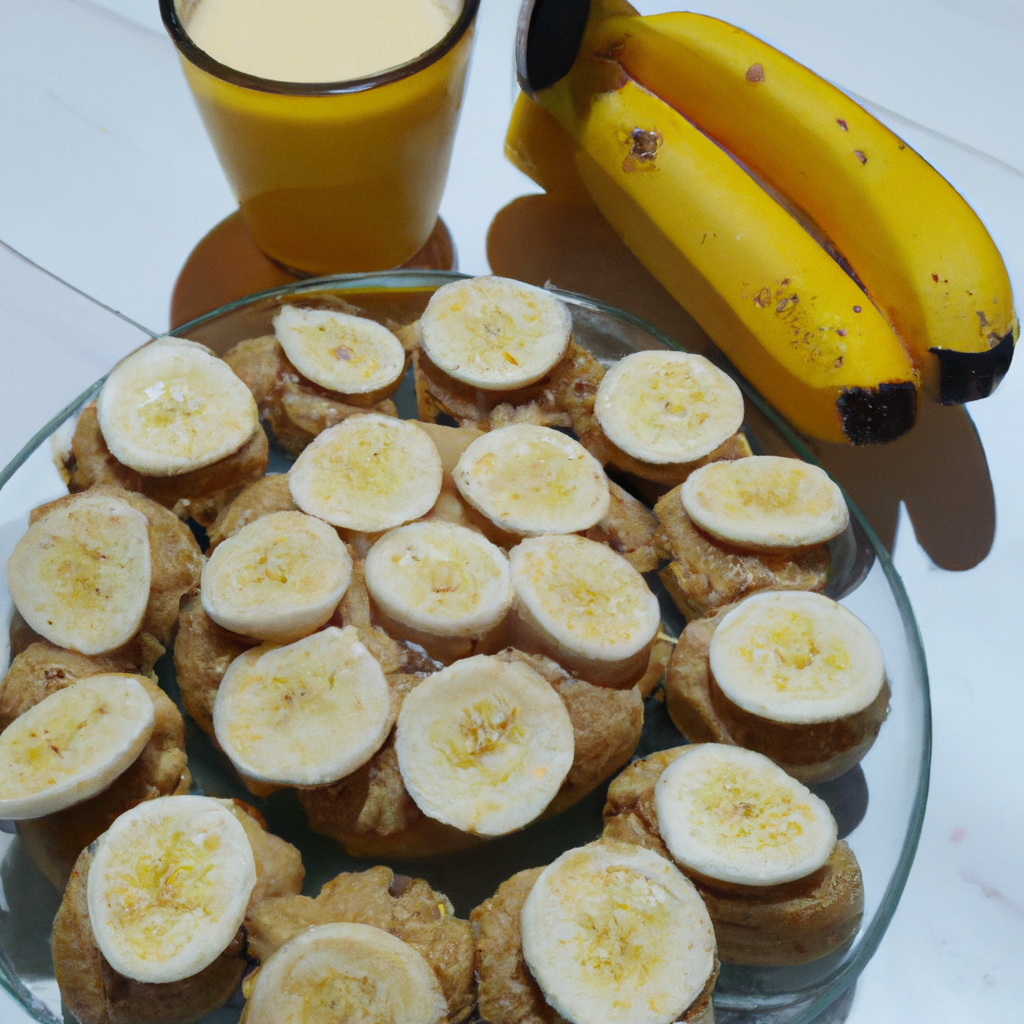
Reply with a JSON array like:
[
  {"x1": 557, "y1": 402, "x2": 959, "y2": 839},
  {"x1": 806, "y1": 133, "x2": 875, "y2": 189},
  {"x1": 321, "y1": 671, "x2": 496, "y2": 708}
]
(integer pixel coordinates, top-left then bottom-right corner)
[
  {"x1": 419, "y1": 276, "x2": 571, "y2": 389},
  {"x1": 521, "y1": 840, "x2": 716, "y2": 1024},
  {"x1": 6, "y1": 491, "x2": 151, "y2": 655},
  {"x1": 213, "y1": 626, "x2": 394, "y2": 788},
  {"x1": 87, "y1": 795, "x2": 257, "y2": 984},
  {"x1": 453, "y1": 424, "x2": 610, "y2": 535},
  {"x1": 0, "y1": 675, "x2": 154, "y2": 820},
  {"x1": 654, "y1": 744, "x2": 837, "y2": 886},
  {"x1": 364, "y1": 521, "x2": 513, "y2": 638},
  {"x1": 709, "y1": 591, "x2": 885, "y2": 724},
  {"x1": 97, "y1": 337, "x2": 258, "y2": 476},
  {"x1": 508, "y1": 534, "x2": 660, "y2": 686},
  {"x1": 681, "y1": 455, "x2": 848, "y2": 550},
  {"x1": 201, "y1": 510, "x2": 353, "y2": 644},
  {"x1": 289, "y1": 414, "x2": 443, "y2": 532},
  {"x1": 244, "y1": 922, "x2": 447, "y2": 1024},
  {"x1": 273, "y1": 305, "x2": 406, "y2": 395},
  {"x1": 595, "y1": 350, "x2": 745, "y2": 465},
  {"x1": 395, "y1": 654, "x2": 574, "y2": 835}
]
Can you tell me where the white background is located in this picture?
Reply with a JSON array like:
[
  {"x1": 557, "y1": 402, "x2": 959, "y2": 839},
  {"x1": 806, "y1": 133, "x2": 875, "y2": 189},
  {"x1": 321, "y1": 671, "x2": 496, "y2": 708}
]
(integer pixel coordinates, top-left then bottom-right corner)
[{"x1": 0, "y1": 1, "x2": 1022, "y2": 1021}]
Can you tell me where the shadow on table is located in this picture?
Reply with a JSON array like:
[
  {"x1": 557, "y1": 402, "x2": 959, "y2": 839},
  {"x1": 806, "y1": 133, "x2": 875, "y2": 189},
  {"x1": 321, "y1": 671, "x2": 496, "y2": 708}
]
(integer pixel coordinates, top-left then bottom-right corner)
[
  {"x1": 487, "y1": 193, "x2": 995, "y2": 570},
  {"x1": 168, "y1": 211, "x2": 456, "y2": 331}
]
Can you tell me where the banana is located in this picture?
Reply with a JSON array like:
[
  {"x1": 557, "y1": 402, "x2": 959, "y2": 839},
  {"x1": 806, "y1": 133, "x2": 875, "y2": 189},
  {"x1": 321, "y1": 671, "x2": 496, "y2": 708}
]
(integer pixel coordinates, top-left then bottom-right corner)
[
  {"x1": 6, "y1": 491, "x2": 152, "y2": 655},
  {"x1": 97, "y1": 337, "x2": 259, "y2": 475},
  {"x1": 527, "y1": 62, "x2": 918, "y2": 444},
  {"x1": 87, "y1": 795, "x2": 257, "y2": 984},
  {"x1": 363, "y1": 520, "x2": 513, "y2": 638},
  {"x1": 508, "y1": 533, "x2": 660, "y2": 686},
  {"x1": 244, "y1": 922, "x2": 448, "y2": 1024},
  {"x1": 394, "y1": 654, "x2": 575, "y2": 836},
  {"x1": 0, "y1": 675, "x2": 154, "y2": 820},
  {"x1": 654, "y1": 744, "x2": 837, "y2": 886},
  {"x1": 273, "y1": 304, "x2": 406, "y2": 396},
  {"x1": 520, "y1": 840, "x2": 716, "y2": 1024},
  {"x1": 201, "y1": 510, "x2": 353, "y2": 644},
  {"x1": 681, "y1": 455, "x2": 848, "y2": 550},
  {"x1": 419, "y1": 275, "x2": 572, "y2": 390},
  {"x1": 453, "y1": 424, "x2": 611, "y2": 536},
  {"x1": 213, "y1": 626, "x2": 394, "y2": 788},
  {"x1": 709, "y1": 591, "x2": 885, "y2": 724},
  {"x1": 505, "y1": 90, "x2": 595, "y2": 205},
  {"x1": 289, "y1": 413, "x2": 443, "y2": 532},
  {"x1": 594, "y1": 350, "x2": 745, "y2": 466},
  {"x1": 602, "y1": 12, "x2": 1016, "y2": 403}
]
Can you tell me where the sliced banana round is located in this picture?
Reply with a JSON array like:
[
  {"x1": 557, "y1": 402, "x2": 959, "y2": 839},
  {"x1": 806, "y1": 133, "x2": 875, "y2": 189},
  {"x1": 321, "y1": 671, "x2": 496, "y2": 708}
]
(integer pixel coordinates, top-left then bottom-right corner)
[
  {"x1": 244, "y1": 922, "x2": 447, "y2": 1024},
  {"x1": 213, "y1": 626, "x2": 393, "y2": 788},
  {"x1": 509, "y1": 534, "x2": 660, "y2": 664},
  {"x1": 97, "y1": 337, "x2": 258, "y2": 476},
  {"x1": 6, "y1": 491, "x2": 151, "y2": 655},
  {"x1": 273, "y1": 304, "x2": 406, "y2": 395},
  {"x1": 364, "y1": 521, "x2": 513, "y2": 638},
  {"x1": 289, "y1": 414, "x2": 443, "y2": 532},
  {"x1": 87, "y1": 795, "x2": 257, "y2": 984},
  {"x1": 521, "y1": 840, "x2": 716, "y2": 1024},
  {"x1": 654, "y1": 744, "x2": 838, "y2": 887},
  {"x1": 419, "y1": 275, "x2": 571, "y2": 390},
  {"x1": 595, "y1": 350, "x2": 745, "y2": 465},
  {"x1": 453, "y1": 424, "x2": 611, "y2": 536},
  {"x1": 0, "y1": 675, "x2": 154, "y2": 820},
  {"x1": 201, "y1": 510, "x2": 352, "y2": 644},
  {"x1": 681, "y1": 455, "x2": 848, "y2": 550},
  {"x1": 395, "y1": 655, "x2": 574, "y2": 836},
  {"x1": 709, "y1": 591, "x2": 885, "y2": 724}
]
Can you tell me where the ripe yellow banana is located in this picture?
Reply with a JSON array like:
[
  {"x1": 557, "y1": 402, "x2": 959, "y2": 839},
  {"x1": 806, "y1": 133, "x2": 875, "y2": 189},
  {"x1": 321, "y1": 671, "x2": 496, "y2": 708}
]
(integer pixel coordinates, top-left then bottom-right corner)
[
  {"x1": 601, "y1": 12, "x2": 1016, "y2": 404},
  {"x1": 529, "y1": 59, "x2": 919, "y2": 444},
  {"x1": 505, "y1": 90, "x2": 593, "y2": 205}
]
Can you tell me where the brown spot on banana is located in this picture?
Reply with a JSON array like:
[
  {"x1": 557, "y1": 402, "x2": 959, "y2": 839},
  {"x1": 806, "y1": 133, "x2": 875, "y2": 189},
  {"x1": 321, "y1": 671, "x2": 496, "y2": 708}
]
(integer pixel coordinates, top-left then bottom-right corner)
[
  {"x1": 746, "y1": 63, "x2": 765, "y2": 82},
  {"x1": 622, "y1": 128, "x2": 662, "y2": 172}
]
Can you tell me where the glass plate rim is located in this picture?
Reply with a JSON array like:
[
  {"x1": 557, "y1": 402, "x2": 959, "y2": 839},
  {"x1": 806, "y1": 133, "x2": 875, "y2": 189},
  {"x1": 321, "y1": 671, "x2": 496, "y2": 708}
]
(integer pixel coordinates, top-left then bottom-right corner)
[{"x1": 0, "y1": 268, "x2": 931, "y2": 1023}]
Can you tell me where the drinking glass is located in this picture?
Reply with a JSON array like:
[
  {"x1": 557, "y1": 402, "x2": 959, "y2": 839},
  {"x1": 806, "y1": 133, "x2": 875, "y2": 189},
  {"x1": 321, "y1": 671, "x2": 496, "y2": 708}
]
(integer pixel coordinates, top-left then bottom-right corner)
[{"x1": 160, "y1": 0, "x2": 480, "y2": 275}]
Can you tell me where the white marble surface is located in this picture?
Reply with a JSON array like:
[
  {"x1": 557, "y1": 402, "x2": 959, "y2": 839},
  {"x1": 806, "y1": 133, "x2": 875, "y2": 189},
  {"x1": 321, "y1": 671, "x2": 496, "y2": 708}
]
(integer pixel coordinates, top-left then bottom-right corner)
[{"x1": 0, "y1": 1, "x2": 1022, "y2": 1021}]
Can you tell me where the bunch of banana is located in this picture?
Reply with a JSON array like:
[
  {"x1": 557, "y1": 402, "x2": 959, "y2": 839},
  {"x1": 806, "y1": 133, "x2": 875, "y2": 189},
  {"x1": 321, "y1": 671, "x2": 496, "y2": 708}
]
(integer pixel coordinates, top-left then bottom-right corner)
[{"x1": 510, "y1": 0, "x2": 1016, "y2": 442}]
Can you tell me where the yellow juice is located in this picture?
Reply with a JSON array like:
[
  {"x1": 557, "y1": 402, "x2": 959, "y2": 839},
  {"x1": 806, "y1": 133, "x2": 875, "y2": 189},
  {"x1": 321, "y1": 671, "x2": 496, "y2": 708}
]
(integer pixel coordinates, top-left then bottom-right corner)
[{"x1": 166, "y1": 0, "x2": 475, "y2": 274}]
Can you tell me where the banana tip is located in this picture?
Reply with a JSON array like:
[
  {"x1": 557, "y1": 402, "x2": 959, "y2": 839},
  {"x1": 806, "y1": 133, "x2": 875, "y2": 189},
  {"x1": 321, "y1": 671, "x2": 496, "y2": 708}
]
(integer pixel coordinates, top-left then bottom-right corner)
[
  {"x1": 836, "y1": 382, "x2": 917, "y2": 444},
  {"x1": 932, "y1": 328, "x2": 1015, "y2": 405}
]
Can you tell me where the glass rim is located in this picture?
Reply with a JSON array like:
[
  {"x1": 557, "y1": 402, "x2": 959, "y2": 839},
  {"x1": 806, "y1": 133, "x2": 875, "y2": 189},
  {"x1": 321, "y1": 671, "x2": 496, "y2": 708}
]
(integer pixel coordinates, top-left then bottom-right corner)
[{"x1": 159, "y1": 0, "x2": 482, "y2": 96}]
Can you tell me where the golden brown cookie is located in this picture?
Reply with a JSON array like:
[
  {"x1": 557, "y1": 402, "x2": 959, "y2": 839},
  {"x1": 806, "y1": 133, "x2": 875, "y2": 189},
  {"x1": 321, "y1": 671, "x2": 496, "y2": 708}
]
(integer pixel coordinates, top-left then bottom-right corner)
[
  {"x1": 244, "y1": 865, "x2": 475, "y2": 1024},
  {"x1": 64, "y1": 404, "x2": 269, "y2": 527},
  {"x1": 300, "y1": 649, "x2": 643, "y2": 858},
  {"x1": 655, "y1": 483, "x2": 830, "y2": 619},
  {"x1": 665, "y1": 608, "x2": 889, "y2": 783},
  {"x1": 29, "y1": 486, "x2": 203, "y2": 647},
  {"x1": 51, "y1": 801, "x2": 302, "y2": 1024},
  {"x1": 224, "y1": 334, "x2": 401, "y2": 456},
  {"x1": 470, "y1": 861, "x2": 717, "y2": 1024},
  {"x1": 16, "y1": 674, "x2": 191, "y2": 889},
  {"x1": 413, "y1": 340, "x2": 605, "y2": 433},
  {"x1": 601, "y1": 747, "x2": 864, "y2": 966},
  {"x1": 205, "y1": 473, "x2": 297, "y2": 551}
]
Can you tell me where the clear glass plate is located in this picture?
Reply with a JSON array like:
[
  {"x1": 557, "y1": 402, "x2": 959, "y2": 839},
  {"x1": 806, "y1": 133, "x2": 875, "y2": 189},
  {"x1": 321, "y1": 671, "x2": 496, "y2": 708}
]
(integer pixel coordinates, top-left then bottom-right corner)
[{"x1": 0, "y1": 270, "x2": 929, "y2": 1024}]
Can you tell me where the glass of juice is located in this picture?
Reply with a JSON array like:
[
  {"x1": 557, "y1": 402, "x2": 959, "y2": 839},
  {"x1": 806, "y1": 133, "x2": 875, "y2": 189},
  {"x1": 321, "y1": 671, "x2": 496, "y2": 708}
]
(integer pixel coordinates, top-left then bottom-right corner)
[{"x1": 160, "y1": 0, "x2": 479, "y2": 275}]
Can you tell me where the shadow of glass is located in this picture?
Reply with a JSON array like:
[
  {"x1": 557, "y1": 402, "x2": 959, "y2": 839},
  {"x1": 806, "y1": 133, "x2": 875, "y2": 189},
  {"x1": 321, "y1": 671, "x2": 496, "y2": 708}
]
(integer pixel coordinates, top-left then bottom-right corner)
[
  {"x1": 169, "y1": 211, "x2": 456, "y2": 330},
  {"x1": 487, "y1": 193, "x2": 996, "y2": 569}
]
